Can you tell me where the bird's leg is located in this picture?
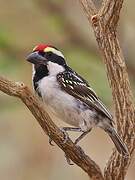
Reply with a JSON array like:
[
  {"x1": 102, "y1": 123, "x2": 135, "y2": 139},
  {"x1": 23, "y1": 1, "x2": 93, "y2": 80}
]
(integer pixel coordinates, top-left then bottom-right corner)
[
  {"x1": 49, "y1": 127, "x2": 82, "y2": 146},
  {"x1": 74, "y1": 128, "x2": 92, "y2": 145},
  {"x1": 49, "y1": 127, "x2": 87, "y2": 165},
  {"x1": 61, "y1": 127, "x2": 82, "y2": 165},
  {"x1": 60, "y1": 127, "x2": 82, "y2": 144},
  {"x1": 61, "y1": 127, "x2": 82, "y2": 132}
]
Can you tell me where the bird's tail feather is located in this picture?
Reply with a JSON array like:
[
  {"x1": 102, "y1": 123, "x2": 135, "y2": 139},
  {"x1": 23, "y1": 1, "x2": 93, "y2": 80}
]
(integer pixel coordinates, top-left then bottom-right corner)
[{"x1": 106, "y1": 128, "x2": 129, "y2": 156}]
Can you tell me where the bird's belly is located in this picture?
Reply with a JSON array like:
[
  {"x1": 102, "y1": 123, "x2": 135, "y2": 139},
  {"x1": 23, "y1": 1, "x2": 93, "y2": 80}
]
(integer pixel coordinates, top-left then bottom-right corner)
[
  {"x1": 38, "y1": 77, "x2": 80, "y2": 127},
  {"x1": 44, "y1": 93, "x2": 98, "y2": 131},
  {"x1": 38, "y1": 77, "x2": 98, "y2": 131},
  {"x1": 44, "y1": 90, "x2": 80, "y2": 127}
]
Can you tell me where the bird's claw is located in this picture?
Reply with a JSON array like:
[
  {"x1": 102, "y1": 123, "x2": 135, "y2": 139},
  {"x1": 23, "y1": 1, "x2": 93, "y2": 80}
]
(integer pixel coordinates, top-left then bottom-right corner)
[
  {"x1": 49, "y1": 137, "x2": 55, "y2": 146},
  {"x1": 65, "y1": 154, "x2": 74, "y2": 165},
  {"x1": 60, "y1": 127, "x2": 69, "y2": 144},
  {"x1": 48, "y1": 127, "x2": 69, "y2": 146},
  {"x1": 74, "y1": 138, "x2": 79, "y2": 145}
]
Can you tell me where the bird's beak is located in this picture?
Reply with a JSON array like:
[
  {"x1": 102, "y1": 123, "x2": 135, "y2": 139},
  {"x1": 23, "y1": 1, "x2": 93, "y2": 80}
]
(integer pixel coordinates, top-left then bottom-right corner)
[{"x1": 26, "y1": 52, "x2": 48, "y2": 65}]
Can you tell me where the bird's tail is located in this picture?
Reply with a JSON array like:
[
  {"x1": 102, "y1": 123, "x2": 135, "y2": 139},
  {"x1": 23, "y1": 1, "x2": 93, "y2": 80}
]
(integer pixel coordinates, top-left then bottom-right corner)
[{"x1": 106, "y1": 127, "x2": 129, "y2": 156}]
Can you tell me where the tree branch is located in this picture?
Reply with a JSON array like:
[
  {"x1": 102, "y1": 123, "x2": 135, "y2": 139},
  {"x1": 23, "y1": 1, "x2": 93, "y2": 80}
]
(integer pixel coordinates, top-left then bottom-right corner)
[
  {"x1": 79, "y1": 0, "x2": 97, "y2": 16},
  {"x1": 79, "y1": 0, "x2": 135, "y2": 179},
  {"x1": 100, "y1": 0, "x2": 124, "y2": 28},
  {"x1": 0, "y1": 76, "x2": 104, "y2": 180}
]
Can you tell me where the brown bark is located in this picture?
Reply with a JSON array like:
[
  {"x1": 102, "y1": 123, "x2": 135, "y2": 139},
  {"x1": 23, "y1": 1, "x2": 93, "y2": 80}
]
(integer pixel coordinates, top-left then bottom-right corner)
[
  {"x1": 0, "y1": 76, "x2": 104, "y2": 180},
  {"x1": 79, "y1": 0, "x2": 135, "y2": 179}
]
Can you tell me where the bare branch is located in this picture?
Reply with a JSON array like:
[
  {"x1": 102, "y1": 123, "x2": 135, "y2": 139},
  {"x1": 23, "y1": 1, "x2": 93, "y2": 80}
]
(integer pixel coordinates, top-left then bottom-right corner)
[
  {"x1": 79, "y1": 0, "x2": 97, "y2": 17},
  {"x1": 79, "y1": 0, "x2": 135, "y2": 179},
  {"x1": 100, "y1": 0, "x2": 124, "y2": 28},
  {"x1": 0, "y1": 76, "x2": 104, "y2": 180}
]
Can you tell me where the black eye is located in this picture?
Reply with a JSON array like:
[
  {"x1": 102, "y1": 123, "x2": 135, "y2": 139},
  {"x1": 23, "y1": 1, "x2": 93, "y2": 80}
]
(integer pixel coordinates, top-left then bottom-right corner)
[{"x1": 38, "y1": 51, "x2": 45, "y2": 56}]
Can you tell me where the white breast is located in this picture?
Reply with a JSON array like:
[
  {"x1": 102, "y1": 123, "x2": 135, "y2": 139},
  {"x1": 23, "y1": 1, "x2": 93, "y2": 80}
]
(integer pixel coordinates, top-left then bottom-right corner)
[
  {"x1": 37, "y1": 75, "x2": 98, "y2": 131},
  {"x1": 38, "y1": 76, "x2": 80, "y2": 127}
]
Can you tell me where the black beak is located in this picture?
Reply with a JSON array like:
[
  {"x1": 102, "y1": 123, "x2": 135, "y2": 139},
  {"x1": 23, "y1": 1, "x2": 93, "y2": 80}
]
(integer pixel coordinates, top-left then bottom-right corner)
[{"x1": 26, "y1": 52, "x2": 47, "y2": 65}]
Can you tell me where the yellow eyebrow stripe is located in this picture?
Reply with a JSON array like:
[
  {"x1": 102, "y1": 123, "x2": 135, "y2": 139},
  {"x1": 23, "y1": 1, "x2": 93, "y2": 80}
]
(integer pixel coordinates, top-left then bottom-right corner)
[
  {"x1": 44, "y1": 47, "x2": 55, "y2": 53},
  {"x1": 44, "y1": 47, "x2": 64, "y2": 58}
]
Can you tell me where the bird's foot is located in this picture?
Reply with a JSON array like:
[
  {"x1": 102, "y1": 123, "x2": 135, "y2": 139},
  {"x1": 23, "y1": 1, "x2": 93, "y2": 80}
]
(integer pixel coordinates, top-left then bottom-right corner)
[
  {"x1": 49, "y1": 137, "x2": 55, "y2": 146},
  {"x1": 60, "y1": 127, "x2": 69, "y2": 144},
  {"x1": 74, "y1": 129, "x2": 92, "y2": 145},
  {"x1": 48, "y1": 127, "x2": 70, "y2": 145},
  {"x1": 64, "y1": 154, "x2": 74, "y2": 165}
]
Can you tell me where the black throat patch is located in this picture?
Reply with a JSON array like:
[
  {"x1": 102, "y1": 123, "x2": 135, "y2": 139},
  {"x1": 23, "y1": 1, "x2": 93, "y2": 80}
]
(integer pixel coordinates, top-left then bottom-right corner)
[{"x1": 33, "y1": 64, "x2": 49, "y2": 95}]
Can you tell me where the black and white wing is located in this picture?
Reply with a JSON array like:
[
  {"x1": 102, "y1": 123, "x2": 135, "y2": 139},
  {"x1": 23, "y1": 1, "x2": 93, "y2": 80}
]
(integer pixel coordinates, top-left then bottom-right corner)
[{"x1": 57, "y1": 68, "x2": 113, "y2": 120}]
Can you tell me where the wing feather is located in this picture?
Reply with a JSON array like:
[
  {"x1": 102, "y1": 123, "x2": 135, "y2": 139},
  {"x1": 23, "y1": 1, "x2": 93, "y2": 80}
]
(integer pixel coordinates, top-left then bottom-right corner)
[{"x1": 57, "y1": 68, "x2": 113, "y2": 120}]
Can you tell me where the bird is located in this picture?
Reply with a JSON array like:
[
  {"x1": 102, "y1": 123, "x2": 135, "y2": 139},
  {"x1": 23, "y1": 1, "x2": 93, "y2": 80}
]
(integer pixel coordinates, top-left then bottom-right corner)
[{"x1": 26, "y1": 44, "x2": 129, "y2": 157}]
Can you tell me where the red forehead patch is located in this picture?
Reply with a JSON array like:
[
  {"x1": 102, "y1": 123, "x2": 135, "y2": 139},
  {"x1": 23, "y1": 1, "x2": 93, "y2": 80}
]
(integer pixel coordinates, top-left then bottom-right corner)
[{"x1": 33, "y1": 44, "x2": 51, "y2": 52}]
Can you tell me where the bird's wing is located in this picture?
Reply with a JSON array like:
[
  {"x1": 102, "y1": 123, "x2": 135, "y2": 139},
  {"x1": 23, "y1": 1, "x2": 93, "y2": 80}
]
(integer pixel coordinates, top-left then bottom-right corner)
[{"x1": 57, "y1": 69, "x2": 113, "y2": 120}]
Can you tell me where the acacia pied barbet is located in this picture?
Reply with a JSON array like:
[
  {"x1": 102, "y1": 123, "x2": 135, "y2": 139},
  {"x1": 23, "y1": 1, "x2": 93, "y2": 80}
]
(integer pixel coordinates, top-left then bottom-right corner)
[{"x1": 26, "y1": 44, "x2": 129, "y2": 158}]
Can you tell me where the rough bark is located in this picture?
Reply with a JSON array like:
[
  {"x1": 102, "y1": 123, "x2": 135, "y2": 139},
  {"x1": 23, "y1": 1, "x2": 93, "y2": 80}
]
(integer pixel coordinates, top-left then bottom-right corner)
[
  {"x1": 0, "y1": 76, "x2": 104, "y2": 180},
  {"x1": 79, "y1": 0, "x2": 135, "y2": 179}
]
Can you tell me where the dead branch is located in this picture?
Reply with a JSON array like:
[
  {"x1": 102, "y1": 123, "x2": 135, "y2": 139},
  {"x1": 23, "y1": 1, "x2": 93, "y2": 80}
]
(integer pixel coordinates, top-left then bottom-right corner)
[
  {"x1": 79, "y1": 0, "x2": 135, "y2": 180},
  {"x1": 0, "y1": 76, "x2": 104, "y2": 180}
]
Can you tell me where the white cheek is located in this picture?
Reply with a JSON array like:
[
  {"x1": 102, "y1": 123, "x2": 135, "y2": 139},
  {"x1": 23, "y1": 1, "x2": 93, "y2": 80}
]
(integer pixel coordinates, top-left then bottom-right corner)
[
  {"x1": 47, "y1": 61, "x2": 64, "y2": 75},
  {"x1": 32, "y1": 65, "x2": 35, "y2": 78}
]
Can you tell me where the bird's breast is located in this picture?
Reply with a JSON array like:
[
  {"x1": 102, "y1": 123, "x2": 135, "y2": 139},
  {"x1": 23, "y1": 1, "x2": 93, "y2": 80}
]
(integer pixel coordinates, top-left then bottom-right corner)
[
  {"x1": 37, "y1": 76, "x2": 80, "y2": 126},
  {"x1": 37, "y1": 76, "x2": 98, "y2": 130}
]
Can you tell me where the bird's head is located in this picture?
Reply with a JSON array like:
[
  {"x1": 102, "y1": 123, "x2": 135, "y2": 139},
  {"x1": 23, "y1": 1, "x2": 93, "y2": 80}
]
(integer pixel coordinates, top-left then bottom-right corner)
[{"x1": 26, "y1": 44, "x2": 67, "y2": 75}]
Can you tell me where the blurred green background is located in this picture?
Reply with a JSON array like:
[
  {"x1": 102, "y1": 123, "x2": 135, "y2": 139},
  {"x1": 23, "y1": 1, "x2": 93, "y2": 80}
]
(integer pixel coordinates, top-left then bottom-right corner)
[{"x1": 0, "y1": 0, "x2": 134, "y2": 180}]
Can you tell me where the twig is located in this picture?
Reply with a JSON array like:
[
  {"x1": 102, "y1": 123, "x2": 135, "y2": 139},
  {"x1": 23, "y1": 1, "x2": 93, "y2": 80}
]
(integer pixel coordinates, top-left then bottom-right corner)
[{"x1": 0, "y1": 76, "x2": 104, "y2": 180}]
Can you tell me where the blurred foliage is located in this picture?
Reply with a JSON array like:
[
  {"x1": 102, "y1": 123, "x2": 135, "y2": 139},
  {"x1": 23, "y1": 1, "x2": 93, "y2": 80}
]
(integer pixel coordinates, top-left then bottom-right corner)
[{"x1": 0, "y1": 0, "x2": 134, "y2": 180}]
